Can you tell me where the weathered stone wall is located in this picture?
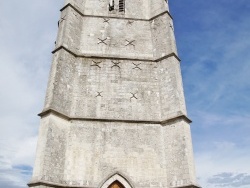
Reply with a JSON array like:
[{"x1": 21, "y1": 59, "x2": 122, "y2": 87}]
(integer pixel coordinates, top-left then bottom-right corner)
[
  {"x1": 79, "y1": 17, "x2": 153, "y2": 60},
  {"x1": 56, "y1": 6, "x2": 82, "y2": 54},
  {"x1": 44, "y1": 50, "x2": 76, "y2": 115},
  {"x1": 150, "y1": 0, "x2": 169, "y2": 18},
  {"x1": 43, "y1": 5, "x2": 185, "y2": 120},
  {"x1": 56, "y1": 6, "x2": 174, "y2": 60},
  {"x1": 71, "y1": 57, "x2": 161, "y2": 121},
  {"x1": 56, "y1": 6, "x2": 153, "y2": 60},
  {"x1": 163, "y1": 120, "x2": 197, "y2": 187},
  {"x1": 31, "y1": 115, "x2": 196, "y2": 188},
  {"x1": 43, "y1": 50, "x2": 187, "y2": 121},
  {"x1": 151, "y1": 14, "x2": 177, "y2": 59},
  {"x1": 64, "y1": 120, "x2": 168, "y2": 187},
  {"x1": 158, "y1": 56, "x2": 187, "y2": 120},
  {"x1": 32, "y1": 115, "x2": 69, "y2": 185}
]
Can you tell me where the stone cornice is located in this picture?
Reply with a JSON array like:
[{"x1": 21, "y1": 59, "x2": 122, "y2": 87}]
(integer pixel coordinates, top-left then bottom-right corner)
[
  {"x1": 38, "y1": 108, "x2": 192, "y2": 125},
  {"x1": 28, "y1": 180, "x2": 94, "y2": 188},
  {"x1": 28, "y1": 181, "x2": 200, "y2": 188},
  {"x1": 60, "y1": 3, "x2": 173, "y2": 22},
  {"x1": 52, "y1": 46, "x2": 181, "y2": 62}
]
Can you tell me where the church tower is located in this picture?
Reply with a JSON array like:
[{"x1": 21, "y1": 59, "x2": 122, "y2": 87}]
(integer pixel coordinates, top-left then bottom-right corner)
[{"x1": 29, "y1": 0, "x2": 200, "y2": 188}]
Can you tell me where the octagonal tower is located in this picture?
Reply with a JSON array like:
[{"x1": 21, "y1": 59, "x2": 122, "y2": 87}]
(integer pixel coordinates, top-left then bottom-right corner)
[{"x1": 28, "y1": 1, "x2": 200, "y2": 188}]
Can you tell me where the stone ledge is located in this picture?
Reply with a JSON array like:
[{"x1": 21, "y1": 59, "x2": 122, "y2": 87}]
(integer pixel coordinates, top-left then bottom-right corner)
[
  {"x1": 60, "y1": 3, "x2": 173, "y2": 22},
  {"x1": 38, "y1": 108, "x2": 192, "y2": 125},
  {"x1": 28, "y1": 180, "x2": 94, "y2": 188},
  {"x1": 52, "y1": 46, "x2": 181, "y2": 62},
  {"x1": 28, "y1": 181, "x2": 200, "y2": 188}
]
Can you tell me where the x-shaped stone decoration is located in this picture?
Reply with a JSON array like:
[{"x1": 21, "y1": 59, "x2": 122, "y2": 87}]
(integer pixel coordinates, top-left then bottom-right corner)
[
  {"x1": 103, "y1": 18, "x2": 110, "y2": 23},
  {"x1": 58, "y1": 15, "x2": 66, "y2": 27},
  {"x1": 98, "y1": 38, "x2": 108, "y2": 45},
  {"x1": 73, "y1": 11, "x2": 78, "y2": 17},
  {"x1": 91, "y1": 61, "x2": 102, "y2": 68},
  {"x1": 96, "y1": 91, "x2": 103, "y2": 97},
  {"x1": 132, "y1": 63, "x2": 142, "y2": 70},
  {"x1": 130, "y1": 92, "x2": 138, "y2": 100},
  {"x1": 127, "y1": 20, "x2": 134, "y2": 26},
  {"x1": 111, "y1": 61, "x2": 121, "y2": 69},
  {"x1": 125, "y1": 39, "x2": 135, "y2": 47}
]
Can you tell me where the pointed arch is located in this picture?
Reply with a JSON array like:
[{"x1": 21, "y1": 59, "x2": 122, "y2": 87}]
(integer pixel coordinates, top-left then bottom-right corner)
[{"x1": 100, "y1": 173, "x2": 133, "y2": 188}]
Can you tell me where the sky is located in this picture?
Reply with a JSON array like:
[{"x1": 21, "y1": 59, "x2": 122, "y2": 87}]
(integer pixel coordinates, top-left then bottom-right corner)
[{"x1": 0, "y1": 0, "x2": 249, "y2": 188}]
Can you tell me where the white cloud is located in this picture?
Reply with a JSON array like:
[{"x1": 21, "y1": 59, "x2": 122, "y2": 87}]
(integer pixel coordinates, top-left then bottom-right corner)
[
  {"x1": 0, "y1": 0, "x2": 63, "y2": 187},
  {"x1": 195, "y1": 141, "x2": 250, "y2": 188},
  {"x1": 208, "y1": 173, "x2": 250, "y2": 187}
]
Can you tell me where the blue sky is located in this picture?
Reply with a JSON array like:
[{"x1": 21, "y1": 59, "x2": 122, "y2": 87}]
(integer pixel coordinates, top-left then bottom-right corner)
[
  {"x1": 170, "y1": 0, "x2": 250, "y2": 187},
  {"x1": 0, "y1": 0, "x2": 249, "y2": 188}
]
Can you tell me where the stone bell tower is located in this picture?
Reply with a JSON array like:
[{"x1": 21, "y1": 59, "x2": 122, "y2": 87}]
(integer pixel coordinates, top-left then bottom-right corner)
[{"x1": 29, "y1": 0, "x2": 200, "y2": 188}]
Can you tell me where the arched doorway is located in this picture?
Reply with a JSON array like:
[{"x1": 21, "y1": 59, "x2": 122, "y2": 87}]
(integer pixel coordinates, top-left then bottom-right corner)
[
  {"x1": 108, "y1": 181, "x2": 125, "y2": 188},
  {"x1": 100, "y1": 173, "x2": 133, "y2": 188}
]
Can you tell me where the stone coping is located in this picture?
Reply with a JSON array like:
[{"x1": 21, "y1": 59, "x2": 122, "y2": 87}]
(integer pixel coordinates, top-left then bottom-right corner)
[
  {"x1": 52, "y1": 46, "x2": 181, "y2": 63},
  {"x1": 28, "y1": 180, "x2": 94, "y2": 188},
  {"x1": 38, "y1": 108, "x2": 192, "y2": 125},
  {"x1": 28, "y1": 180, "x2": 201, "y2": 188},
  {"x1": 60, "y1": 3, "x2": 173, "y2": 22}
]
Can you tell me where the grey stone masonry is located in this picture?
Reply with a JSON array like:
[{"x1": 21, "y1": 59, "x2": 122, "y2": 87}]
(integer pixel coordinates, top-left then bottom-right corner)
[{"x1": 29, "y1": 0, "x2": 201, "y2": 188}]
